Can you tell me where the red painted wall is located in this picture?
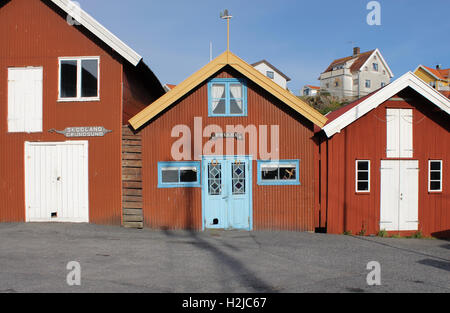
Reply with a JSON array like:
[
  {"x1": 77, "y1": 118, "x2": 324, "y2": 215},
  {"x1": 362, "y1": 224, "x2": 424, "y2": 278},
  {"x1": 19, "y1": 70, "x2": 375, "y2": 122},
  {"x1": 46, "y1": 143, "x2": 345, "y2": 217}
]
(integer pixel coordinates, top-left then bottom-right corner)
[
  {"x1": 0, "y1": 0, "x2": 124, "y2": 224},
  {"x1": 140, "y1": 66, "x2": 317, "y2": 231},
  {"x1": 317, "y1": 89, "x2": 450, "y2": 237}
]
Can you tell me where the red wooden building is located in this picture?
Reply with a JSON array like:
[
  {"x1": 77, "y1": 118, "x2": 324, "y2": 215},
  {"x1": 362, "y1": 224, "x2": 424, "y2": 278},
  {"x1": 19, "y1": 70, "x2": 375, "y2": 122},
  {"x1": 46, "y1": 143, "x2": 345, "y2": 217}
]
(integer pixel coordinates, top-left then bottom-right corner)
[
  {"x1": 129, "y1": 51, "x2": 327, "y2": 231},
  {"x1": 0, "y1": 0, "x2": 163, "y2": 224},
  {"x1": 315, "y1": 72, "x2": 450, "y2": 238}
]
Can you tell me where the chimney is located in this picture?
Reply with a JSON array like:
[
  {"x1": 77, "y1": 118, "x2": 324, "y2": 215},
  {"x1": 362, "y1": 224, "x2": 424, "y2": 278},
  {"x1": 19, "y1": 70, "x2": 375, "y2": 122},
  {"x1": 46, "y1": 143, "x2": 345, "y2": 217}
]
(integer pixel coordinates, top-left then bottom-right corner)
[
  {"x1": 353, "y1": 47, "x2": 360, "y2": 56},
  {"x1": 436, "y1": 64, "x2": 441, "y2": 70}
]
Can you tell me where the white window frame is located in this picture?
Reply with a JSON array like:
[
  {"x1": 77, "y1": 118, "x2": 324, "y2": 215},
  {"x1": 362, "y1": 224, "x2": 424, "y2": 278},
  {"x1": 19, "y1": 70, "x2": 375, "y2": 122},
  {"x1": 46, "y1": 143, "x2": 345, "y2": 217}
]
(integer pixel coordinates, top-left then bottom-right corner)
[
  {"x1": 365, "y1": 80, "x2": 371, "y2": 88},
  {"x1": 356, "y1": 160, "x2": 370, "y2": 193},
  {"x1": 428, "y1": 160, "x2": 443, "y2": 192},
  {"x1": 58, "y1": 56, "x2": 100, "y2": 102}
]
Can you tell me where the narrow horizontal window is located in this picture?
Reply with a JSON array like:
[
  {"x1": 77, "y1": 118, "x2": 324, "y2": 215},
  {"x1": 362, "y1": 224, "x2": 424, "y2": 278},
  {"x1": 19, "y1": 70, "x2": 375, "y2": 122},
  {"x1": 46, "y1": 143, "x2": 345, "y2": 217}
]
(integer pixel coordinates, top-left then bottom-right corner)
[
  {"x1": 429, "y1": 160, "x2": 442, "y2": 192},
  {"x1": 158, "y1": 162, "x2": 201, "y2": 188},
  {"x1": 208, "y1": 79, "x2": 247, "y2": 116},
  {"x1": 257, "y1": 160, "x2": 300, "y2": 186},
  {"x1": 356, "y1": 160, "x2": 370, "y2": 192},
  {"x1": 59, "y1": 57, "x2": 99, "y2": 101}
]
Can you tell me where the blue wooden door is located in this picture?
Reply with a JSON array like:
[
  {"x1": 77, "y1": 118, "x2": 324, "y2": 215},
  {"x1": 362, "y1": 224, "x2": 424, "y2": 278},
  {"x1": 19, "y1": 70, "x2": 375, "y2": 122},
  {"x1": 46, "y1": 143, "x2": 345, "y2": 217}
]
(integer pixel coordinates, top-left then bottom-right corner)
[{"x1": 202, "y1": 156, "x2": 252, "y2": 230}]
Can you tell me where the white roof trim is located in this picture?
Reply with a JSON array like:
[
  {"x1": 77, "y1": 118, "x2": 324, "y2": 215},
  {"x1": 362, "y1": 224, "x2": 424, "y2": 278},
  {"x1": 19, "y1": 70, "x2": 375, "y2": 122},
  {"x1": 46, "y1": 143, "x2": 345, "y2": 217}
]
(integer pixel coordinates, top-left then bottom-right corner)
[
  {"x1": 359, "y1": 49, "x2": 394, "y2": 78},
  {"x1": 51, "y1": 0, "x2": 142, "y2": 66},
  {"x1": 322, "y1": 71, "x2": 450, "y2": 138}
]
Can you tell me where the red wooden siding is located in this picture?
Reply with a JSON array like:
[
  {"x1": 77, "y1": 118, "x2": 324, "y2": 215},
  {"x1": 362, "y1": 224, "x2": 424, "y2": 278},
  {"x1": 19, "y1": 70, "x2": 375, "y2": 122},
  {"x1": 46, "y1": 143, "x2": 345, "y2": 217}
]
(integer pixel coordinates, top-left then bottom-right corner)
[
  {"x1": 0, "y1": 0, "x2": 123, "y2": 224},
  {"x1": 317, "y1": 88, "x2": 450, "y2": 237},
  {"x1": 140, "y1": 67, "x2": 317, "y2": 231}
]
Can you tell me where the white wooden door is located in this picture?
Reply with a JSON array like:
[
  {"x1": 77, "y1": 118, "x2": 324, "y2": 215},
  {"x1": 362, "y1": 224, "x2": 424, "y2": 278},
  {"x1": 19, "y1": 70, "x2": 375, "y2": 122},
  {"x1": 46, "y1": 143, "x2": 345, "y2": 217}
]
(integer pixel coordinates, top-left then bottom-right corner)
[
  {"x1": 25, "y1": 141, "x2": 89, "y2": 223},
  {"x1": 380, "y1": 160, "x2": 418, "y2": 231},
  {"x1": 399, "y1": 160, "x2": 419, "y2": 231}
]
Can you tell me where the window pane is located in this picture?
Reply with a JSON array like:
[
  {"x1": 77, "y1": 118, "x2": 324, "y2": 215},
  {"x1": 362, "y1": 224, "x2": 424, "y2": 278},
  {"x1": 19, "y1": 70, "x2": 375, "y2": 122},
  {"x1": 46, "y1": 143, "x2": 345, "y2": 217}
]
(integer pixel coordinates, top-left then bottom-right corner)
[
  {"x1": 230, "y1": 99, "x2": 243, "y2": 114},
  {"x1": 280, "y1": 166, "x2": 296, "y2": 180},
  {"x1": 358, "y1": 182, "x2": 369, "y2": 191},
  {"x1": 60, "y1": 60, "x2": 77, "y2": 98},
  {"x1": 430, "y1": 181, "x2": 441, "y2": 191},
  {"x1": 212, "y1": 99, "x2": 226, "y2": 114},
  {"x1": 180, "y1": 169, "x2": 197, "y2": 183},
  {"x1": 430, "y1": 162, "x2": 441, "y2": 171},
  {"x1": 208, "y1": 164, "x2": 222, "y2": 195},
  {"x1": 358, "y1": 161, "x2": 369, "y2": 171},
  {"x1": 161, "y1": 169, "x2": 179, "y2": 183},
  {"x1": 430, "y1": 171, "x2": 441, "y2": 181},
  {"x1": 261, "y1": 166, "x2": 279, "y2": 180},
  {"x1": 358, "y1": 171, "x2": 369, "y2": 181},
  {"x1": 211, "y1": 83, "x2": 226, "y2": 98},
  {"x1": 81, "y1": 59, "x2": 98, "y2": 98}
]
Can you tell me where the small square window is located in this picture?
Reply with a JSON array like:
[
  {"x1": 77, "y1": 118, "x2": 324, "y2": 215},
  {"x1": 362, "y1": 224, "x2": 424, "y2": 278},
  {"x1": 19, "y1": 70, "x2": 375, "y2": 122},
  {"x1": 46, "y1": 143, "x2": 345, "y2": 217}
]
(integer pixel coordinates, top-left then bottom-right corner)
[
  {"x1": 356, "y1": 160, "x2": 370, "y2": 192},
  {"x1": 266, "y1": 71, "x2": 274, "y2": 79},
  {"x1": 429, "y1": 160, "x2": 442, "y2": 192},
  {"x1": 208, "y1": 79, "x2": 247, "y2": 116},
  {"x1": 59, "y1": 57, "x2": 99, "y2": 101}
]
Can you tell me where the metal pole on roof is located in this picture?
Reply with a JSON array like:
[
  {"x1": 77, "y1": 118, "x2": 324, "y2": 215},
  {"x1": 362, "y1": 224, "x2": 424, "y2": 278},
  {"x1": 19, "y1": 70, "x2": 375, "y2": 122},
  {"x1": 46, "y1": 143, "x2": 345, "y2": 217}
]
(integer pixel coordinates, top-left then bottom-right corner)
[{"x1": 220, "y1": 10, "x2": 232, "y2": 51}]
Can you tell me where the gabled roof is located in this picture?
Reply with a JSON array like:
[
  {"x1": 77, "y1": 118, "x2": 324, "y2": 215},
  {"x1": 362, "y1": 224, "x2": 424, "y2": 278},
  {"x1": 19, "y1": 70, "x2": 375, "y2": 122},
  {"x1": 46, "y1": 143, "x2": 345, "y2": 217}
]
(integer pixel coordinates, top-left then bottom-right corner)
[
  {"x1": 321, "y1": 72, "x2": 450, "y2": 138},
  {"x1": 50, "y1": 0, "x2": 142, "y2": 66},
  {"x1": 163, "y1": 84, "x2": 176, "y2": 92},
  {"x1": 322, "y1": 49, "x2": 394, "y2": 77},
  {"x1": 415, "y1": 65, "x2": 450, "y2": 81},
  {"x1": 129, "y1": 51, "x2": 327, "y2": 130},
  {"x1": 251, "y1": 59, "x2": 291, "y2": 81},
  {"x1": 305, "y1": 85, "x2": 320, "y2": 90}
]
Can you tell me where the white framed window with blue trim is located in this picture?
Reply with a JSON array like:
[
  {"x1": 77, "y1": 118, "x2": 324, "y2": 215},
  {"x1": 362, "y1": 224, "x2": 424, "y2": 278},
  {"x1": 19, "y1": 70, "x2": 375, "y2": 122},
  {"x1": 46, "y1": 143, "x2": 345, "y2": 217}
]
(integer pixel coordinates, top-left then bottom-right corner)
[
  {"x1": 208, "y1": 78, "x2": 247, "y2": 116},
  {"x1": 257, "y1": 160, "x2": 300, "y2": 185},
  {"x1": 158, "y1": 161, "x2": 201, "y2": 188}
]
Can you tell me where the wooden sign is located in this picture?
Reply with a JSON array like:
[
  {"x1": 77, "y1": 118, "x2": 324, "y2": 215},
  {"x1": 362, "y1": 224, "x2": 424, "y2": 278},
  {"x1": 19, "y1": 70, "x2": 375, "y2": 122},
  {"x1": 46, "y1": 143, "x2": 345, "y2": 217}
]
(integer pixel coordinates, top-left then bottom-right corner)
[{"x1": 49, "y1": 126, "x2": 112, "y2": 138}]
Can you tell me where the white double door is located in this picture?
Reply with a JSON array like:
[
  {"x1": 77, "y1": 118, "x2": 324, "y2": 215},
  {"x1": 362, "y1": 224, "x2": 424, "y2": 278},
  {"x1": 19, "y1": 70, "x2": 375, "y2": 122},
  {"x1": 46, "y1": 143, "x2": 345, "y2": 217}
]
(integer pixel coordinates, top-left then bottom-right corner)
[
  {"x1": 380, "y1": 160, "x2": 419, "y2": 231},
  {"x1": 25, "y1": 141, "x2": 89, "y2": 222}
]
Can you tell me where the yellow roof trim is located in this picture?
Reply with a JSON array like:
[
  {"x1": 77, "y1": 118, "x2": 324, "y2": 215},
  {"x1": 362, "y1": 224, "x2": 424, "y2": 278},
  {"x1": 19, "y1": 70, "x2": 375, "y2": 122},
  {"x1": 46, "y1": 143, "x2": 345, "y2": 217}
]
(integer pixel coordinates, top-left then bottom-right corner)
[{"x1": 129, "y1": 51, "x2": 327, "y2": 129}]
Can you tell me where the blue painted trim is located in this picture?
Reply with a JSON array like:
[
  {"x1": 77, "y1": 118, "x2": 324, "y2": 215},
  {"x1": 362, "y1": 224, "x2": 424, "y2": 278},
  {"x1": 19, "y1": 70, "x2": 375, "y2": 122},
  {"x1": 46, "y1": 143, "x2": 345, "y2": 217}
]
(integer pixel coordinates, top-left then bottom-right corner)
[
  {"x1": 207, "y1": 78, "x2": 247, "y2": 117},
  {"x1": 157, "y1": 161, "x2": 201, "y2": 188},
  {"x1": 257, "y1": 160, "x2": 301, "y2": 186}
]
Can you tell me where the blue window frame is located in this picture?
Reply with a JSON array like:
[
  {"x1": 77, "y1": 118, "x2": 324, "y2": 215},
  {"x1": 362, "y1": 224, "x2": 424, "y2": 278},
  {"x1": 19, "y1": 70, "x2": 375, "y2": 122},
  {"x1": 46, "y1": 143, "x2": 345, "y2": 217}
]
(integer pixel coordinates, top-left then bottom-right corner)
[
  {"x1": 208, "y1": 78, "x2": 247, "y2": 117},
  {"x1": 257, "y1": 160, "x2": 300, "y2": 186},
  {"x1": 158, "y1": 161, "x2": 201, "y2": 188}
]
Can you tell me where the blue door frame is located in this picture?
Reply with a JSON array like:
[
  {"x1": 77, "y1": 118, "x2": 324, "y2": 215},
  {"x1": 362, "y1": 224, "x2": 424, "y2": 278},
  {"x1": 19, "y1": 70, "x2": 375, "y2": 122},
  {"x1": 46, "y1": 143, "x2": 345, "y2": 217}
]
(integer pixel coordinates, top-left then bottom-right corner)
[{"x1": 202, "y1": 155, "x2": 253, "y2": 231}]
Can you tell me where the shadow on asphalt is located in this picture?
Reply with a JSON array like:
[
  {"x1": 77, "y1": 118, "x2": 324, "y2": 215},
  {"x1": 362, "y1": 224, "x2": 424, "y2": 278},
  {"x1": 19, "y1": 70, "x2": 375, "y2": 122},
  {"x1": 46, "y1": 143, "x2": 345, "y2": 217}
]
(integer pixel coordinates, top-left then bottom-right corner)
[
  {"x1": 350, "y1": 236, "x2": 450, "y2": 262},
  {"x1": 161, "y1": 229, "x2": 277, "y2": 293},
  {"x1": 417, "y1": 259, "x2": 450, "y2": 272}
]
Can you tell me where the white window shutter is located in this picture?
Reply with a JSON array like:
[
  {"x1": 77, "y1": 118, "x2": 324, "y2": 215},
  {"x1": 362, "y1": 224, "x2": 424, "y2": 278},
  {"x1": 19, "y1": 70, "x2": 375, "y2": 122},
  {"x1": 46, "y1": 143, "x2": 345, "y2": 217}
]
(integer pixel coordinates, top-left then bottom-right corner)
[
  {"x1": 27, "y1": 69, "x2": 43, "y2": 133},
  {"x1": 8, "y1": 68, "x2": 42, "y2": 133},
  {"x1": 386, "y1": 108, "x2": 400, "y2": 158},
  {"x1": 399, "y1": 109, "x2": 413, "y2": 158}
]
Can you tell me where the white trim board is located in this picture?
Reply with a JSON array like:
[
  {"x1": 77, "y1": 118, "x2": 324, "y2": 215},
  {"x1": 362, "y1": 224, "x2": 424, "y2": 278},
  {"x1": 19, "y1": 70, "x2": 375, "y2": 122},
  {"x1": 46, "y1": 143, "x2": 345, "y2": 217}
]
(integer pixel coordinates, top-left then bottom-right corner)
[
  {"x1": 359, "y1": 49, "x2": 394, "y2": 78},
  {"x1": 50, "y1": 0, "x2": 142, "y2": 66},
  {"x1": 322, "y1": 72, "x2": 450, "y2": 138}
]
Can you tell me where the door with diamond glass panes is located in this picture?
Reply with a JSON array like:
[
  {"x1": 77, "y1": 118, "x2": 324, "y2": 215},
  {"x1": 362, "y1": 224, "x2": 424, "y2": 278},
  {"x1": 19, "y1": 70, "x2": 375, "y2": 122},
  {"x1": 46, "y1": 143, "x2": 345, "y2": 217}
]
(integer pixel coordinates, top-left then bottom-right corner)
[{"x1": 202, "y1": 156, "x2": 252, "y2": 230}]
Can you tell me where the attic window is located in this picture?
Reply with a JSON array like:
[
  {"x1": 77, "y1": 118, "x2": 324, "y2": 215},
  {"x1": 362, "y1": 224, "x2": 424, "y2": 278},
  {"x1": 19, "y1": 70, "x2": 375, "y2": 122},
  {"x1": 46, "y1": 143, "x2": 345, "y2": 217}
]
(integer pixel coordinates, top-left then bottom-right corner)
[
  {"x1": 373, "y1": 63, "x2": 379, "y2": 71},
  {"x1": 59, "y1": 57, "x2": 99, "y2": 101},
  {"x1": 208, "y1": 79, "x2": 247, "y2": 116},
  {"x1": 266, "y1": 71, "x2": 274, "y2": 79}
]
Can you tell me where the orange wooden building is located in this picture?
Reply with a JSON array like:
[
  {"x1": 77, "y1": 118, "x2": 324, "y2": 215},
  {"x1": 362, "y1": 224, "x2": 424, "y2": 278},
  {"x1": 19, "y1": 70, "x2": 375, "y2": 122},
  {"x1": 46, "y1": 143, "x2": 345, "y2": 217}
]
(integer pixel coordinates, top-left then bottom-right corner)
[
  {"x1": 0, "y1": 0, "x2": 163, "y2": 224},
  {"x1": 129, "y1": 51, "x2": 327, "y2": 231},
  {"x1": 315, "y1": 72, "x2": 450, "y2": 238}
]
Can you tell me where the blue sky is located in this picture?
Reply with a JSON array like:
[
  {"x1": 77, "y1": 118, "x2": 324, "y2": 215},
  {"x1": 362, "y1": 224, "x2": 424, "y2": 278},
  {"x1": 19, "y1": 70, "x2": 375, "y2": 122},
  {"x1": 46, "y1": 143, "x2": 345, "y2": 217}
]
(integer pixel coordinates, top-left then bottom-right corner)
[{"x1": 77, "y1": 0, "x2": 449, "y2": 94}]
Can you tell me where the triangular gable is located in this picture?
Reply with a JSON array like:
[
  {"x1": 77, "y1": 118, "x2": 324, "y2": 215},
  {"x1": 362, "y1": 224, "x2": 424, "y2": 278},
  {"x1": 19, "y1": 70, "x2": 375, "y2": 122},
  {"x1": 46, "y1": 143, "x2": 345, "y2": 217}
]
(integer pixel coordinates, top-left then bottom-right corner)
[
  {"x1": 358, "y1": 49, "x2": 394, "y2": 78},
  {"x1": 322, "y1": 72, "x2": 450, "y2": 138},
  {"x1": 50, "y1": 0, "x2": 142, "y2": 66},
  {"x1": 129, "y1": 51, "x2": 327, "y2": 129}
]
